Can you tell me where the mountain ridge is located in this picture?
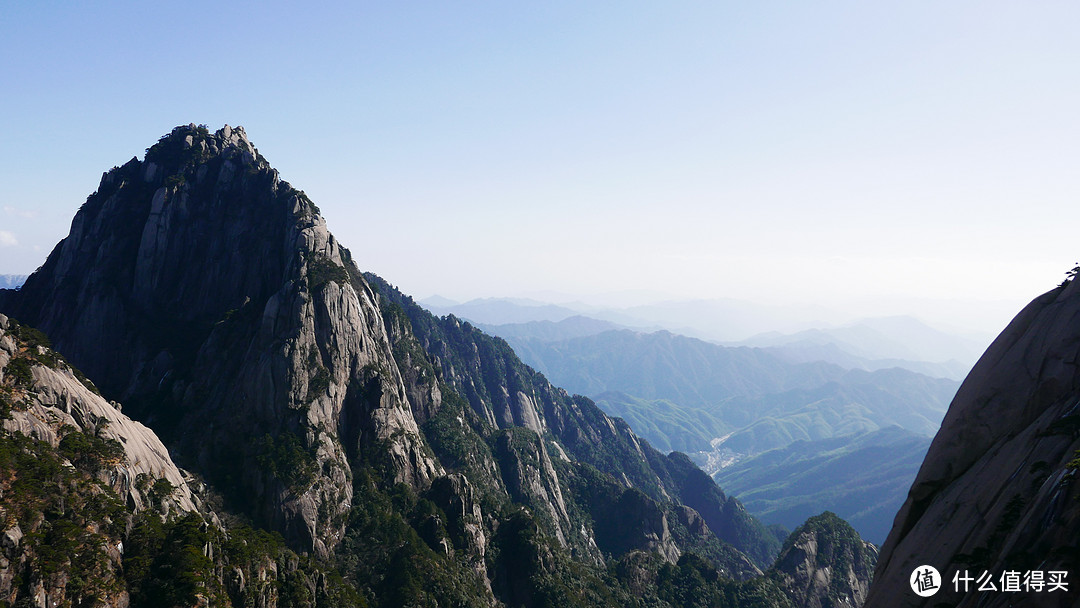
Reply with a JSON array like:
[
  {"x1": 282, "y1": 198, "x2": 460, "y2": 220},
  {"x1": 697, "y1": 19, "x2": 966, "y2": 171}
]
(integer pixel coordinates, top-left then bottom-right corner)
[{"x1": 0, "y1": 124, "x2": 876, "y2": 606}]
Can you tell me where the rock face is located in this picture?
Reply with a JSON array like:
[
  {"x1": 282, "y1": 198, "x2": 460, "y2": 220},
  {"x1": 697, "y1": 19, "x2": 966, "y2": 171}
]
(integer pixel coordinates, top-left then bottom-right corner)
[
  {"x1": 0, "y1": 313, "x2": 205, "y2": 606},
  {"x1": 1, "y1": 125, "x2": 438, "y2": 558},
  {"x1": 771, "y1": 512, "x2": 877, "y2": 608},
  {"x1": 866, "y1": 278, "x2": 1080, "y2": 607},
  {"x1": 0, "y1": 313, "x2": 200, "y2": 516}
]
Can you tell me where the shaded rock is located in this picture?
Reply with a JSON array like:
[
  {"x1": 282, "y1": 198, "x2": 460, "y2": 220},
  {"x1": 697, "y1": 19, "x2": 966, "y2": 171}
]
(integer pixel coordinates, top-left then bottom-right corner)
[
  {"x1": 771, "y1": 512, "x2": 877, "y2": 608},
  {"x1": 0, "y1": 125, "x2": 439, "y2": 556},
  {"x1": 0, "y1": 315, "x2": 200, "y2": 516},
  {"x1": 867, "y1": 278, "x2": 1080, "y2": 607}
]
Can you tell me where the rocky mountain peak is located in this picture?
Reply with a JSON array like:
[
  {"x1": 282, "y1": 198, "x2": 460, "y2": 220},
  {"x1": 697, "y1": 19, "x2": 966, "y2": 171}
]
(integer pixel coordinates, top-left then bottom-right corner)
[
  {"x1": 771, "y1": 512, "x2": 877, "y2": 608},
  {"x1": 1, "y1": 125, "x2": 436, "y2": 557}
]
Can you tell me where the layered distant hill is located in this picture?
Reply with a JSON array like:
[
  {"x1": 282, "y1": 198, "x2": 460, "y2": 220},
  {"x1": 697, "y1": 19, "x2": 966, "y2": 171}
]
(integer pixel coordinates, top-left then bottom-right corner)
[
  {"x1": 713, "y1": 427, "x2": 932, "y2": 545},
  {"x1": 496, "y1": 329, "x2": 956, "y2": 452},
  {"x1": 432, "y1": 295, "x2": 986, "y2": 383},
  {"x1": 0, "y1": 275, "x2": 27, "y2": 290},
  {"x1": 733, "y1": 316, "x2": 987, "y2": 381},
  {"x1": 476, "y1": 321, "x2": 958, "y2": 545}
]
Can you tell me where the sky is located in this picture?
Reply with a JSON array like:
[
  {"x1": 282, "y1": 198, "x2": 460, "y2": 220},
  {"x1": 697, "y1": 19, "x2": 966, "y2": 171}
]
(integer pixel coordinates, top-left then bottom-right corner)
[{"x1": 2, "y1": 1, "x2": 1079, "y2": 335}]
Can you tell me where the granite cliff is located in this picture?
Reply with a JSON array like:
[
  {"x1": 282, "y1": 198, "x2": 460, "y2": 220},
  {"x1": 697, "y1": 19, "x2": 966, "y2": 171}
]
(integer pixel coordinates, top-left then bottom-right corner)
[
  {"x1": 1, "y1": 125, "x2": 437, "y2": 560},
  {"x1": 866, "y1": 277, "x2": 1080, "y2": 606},
  {"x1": 0, "y1": 313, "x2": 357, "y2": 607}
]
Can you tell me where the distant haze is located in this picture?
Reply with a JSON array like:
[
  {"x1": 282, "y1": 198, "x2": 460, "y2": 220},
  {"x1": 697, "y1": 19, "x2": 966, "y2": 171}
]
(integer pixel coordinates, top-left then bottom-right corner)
[
  {"x1": 422, "y1": 292, "x2": 1007, "y2": 345},
  {"x1": 3, "y1": 3, "x2": 1076, "y2": 338}
]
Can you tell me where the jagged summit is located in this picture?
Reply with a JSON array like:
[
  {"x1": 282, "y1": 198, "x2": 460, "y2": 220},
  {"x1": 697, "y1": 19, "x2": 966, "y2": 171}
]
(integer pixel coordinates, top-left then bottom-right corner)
[
  {"x1": 7, "y1": 123, "x2": 326, "y2": 397},
  {"x1": 1, "y1": 124, "x2": 434, "y2": 558}
]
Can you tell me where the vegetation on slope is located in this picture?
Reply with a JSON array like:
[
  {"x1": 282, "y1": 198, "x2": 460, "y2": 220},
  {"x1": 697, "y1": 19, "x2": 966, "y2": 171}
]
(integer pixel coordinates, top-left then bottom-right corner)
[{"x1": 714, "y1": 427, "x2": 931, "y2": 544}]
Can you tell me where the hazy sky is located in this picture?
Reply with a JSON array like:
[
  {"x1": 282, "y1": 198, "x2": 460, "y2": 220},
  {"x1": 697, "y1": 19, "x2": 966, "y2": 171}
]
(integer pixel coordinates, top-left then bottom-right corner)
[{"x1": 3, "y1": 2, "x2": 1079, "y2": 334}]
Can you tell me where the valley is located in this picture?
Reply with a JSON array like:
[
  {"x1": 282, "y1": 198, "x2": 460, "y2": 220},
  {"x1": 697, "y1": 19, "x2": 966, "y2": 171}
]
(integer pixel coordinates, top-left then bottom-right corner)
[{"x1": 452, "y1": 306, "x2": 964, "y2": 545}]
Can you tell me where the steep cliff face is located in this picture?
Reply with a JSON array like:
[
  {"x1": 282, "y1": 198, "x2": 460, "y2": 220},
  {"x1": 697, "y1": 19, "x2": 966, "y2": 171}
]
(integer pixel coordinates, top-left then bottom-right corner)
[
  {"x1": 770, "y1": 512, "x2": 877, "y2": 608},
  {"x1": 2, "y1": 125, "x2": 438, "y2": 558},
  {"x1": 867, "y1": 278, "x2": 1080, "y2": 607},
  {"x1": 0, "y1": 312, "x2": 366, "y2": 608},
  {"x1": 0, "y1": 313, "x2": 198, "y2": 606},
  {"x1": 371, "y1": 274, "x2": 784, "y2": 571},
  {"x1": 0, "y1": 314, "x2": 200, "y2": 516}
]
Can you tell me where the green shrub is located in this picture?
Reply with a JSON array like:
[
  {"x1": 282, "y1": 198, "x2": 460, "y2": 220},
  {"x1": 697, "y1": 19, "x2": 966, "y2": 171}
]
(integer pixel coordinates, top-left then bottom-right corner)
[
  {"x1": 57, "y1": 430, "x2": 125, "y2": 475},
  {"x1": 307, "y1": 253, "x2": 349, "y2": 290},
  {"x1": 3, "y1": 357, "x2": 33, "y2": 387},
  {"x1": 254, "y1": 431, "x2": 318, "y2": 492}
]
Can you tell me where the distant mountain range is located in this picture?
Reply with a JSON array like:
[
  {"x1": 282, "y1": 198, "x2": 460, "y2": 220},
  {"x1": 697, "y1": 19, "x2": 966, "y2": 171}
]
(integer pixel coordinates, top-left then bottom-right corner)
[
  {"x1": 476, "y1": 315, "x2": 623, "y2": 342},
  {"x1": 425, "y1": 296, "x2": 988, "y2": 381},
  {"x1": 420, "y1": 296, "x2": 584, "y2": 325},
  {"x1": 420, "y1": 295, "x2": 845, "y2": 340},
  {"x1": 505, "y1": 329, "x2": 845, "y2": 411},
  {"x1": 498, "y1": 329, "x2": 956, "y2": 445},
  {"x1": 0, "y1": 275, "x2": 27, "y2": 290},
  {"x1": 733, "y1": 316, "x2": 986, "y2": 380},
  {"x1": 422, "y1": 294, "x2": 993, "y2": 345},
  {"x1": 468, "y1": 317, "x2": 959, "y2": 545}
]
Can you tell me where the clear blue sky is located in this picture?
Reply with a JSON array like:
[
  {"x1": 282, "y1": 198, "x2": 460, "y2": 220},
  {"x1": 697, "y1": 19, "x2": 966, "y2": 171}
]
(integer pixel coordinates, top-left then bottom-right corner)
[{"x1": 3, "y1": 1, "x2": 1079, "y2": 333}]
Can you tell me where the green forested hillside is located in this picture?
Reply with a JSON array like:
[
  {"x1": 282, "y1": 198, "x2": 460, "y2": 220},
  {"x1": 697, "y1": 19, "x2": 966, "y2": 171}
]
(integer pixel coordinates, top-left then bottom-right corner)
[{"x1": 713, "y1": 427, "x2": 931, "y2": 545}]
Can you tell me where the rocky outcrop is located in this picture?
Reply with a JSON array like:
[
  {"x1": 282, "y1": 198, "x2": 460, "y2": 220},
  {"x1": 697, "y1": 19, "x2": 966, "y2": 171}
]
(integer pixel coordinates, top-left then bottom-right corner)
[
  {"x1": 867, "y1": 278, "x2": 1080, "y2": 607},
  {"x1": 0, "y1": 313, "x2": 200, "y2": 516},
  {"x1": 771, "y1": 512, "x2": 877, "y2": 608},
  {"x1": 493, "y1": 428, "x2": 572, "y2": 546},
  {"x1": 0, "y1": 313, "x2": 208, "y2": 607}
]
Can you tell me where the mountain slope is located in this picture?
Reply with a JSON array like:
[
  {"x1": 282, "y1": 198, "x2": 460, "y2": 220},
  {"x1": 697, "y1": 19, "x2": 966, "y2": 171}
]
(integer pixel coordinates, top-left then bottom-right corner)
[
  {"x1": 594, "y1": 391, "x2": 730, "y2": 454},
  {"x1": 0, "y1": 313, "x2": 360, "y2": 607},
  {"x1": 712, "y1": 368, "x2": 954, "y2": 455},
  {"x1": 506, "y1": 329, "x2": 845, "y2": 410},
  {"x1": 770, "y1": 512, "x2": 878, "y2": 608},
  {"x1": 509, "y1": 329, "x2": 956, "y2": 457},
  {"x1": 867, "y1": 278, "x2": 1080, "y2": 607},
  {"x1": 370, "y1": 274, "x2": 784, "y2": 569}
]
